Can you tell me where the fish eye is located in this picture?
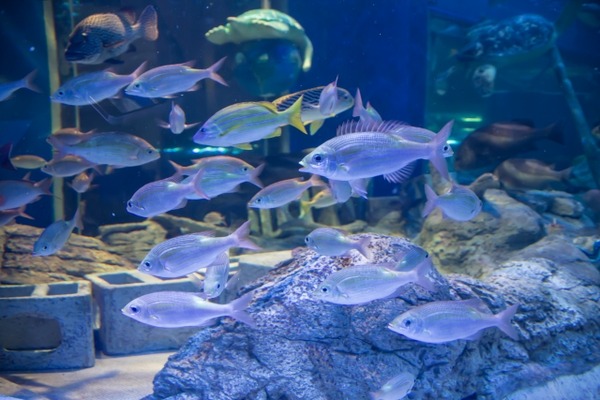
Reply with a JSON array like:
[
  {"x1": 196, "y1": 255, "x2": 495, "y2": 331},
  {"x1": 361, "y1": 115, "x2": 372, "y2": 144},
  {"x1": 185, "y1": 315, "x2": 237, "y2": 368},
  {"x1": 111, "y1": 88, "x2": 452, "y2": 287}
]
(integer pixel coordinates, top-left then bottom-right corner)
[
  {"x1": 304, "y1": 236, "x2": 310, "y2": 243},
  {"x1": 58, "y1": 91, "x2": 64, "y2": 96},
  {"x1": 403, "y1": 319, "x2": 412, "y2": 327},
  {"x1": 43, "y1": 245, "x2": 48, "y2": 250},
  {"x1": 321, "y1": 286, "x2": 329, "y2": 293},
  {"x1": 443, "y1": 145, "x2": 450, "y2": 152},
  {"x1": 147, "y1": 149, "x2": 154, "y2": 154},
  {"x1": 127, "y1": 201, "x2": 133, "y2": 208},
  {"x1": 216, "y1": 283, "x2": 221, "y2": 289},
  {"x1": 129, "y1": 305, "x2": 140, "y2": 314},
  {"x1": 242, "y1": 166, "x2": 248, "y2": 172},
  {"x1": 425, "y1": 252, "x2": 429, "y2": 258},
  {"x1": 255, "y1": 198, "x2": 262, "y2": 203},
  {"x1": 134, "y1": 83, "x2": 141, "y2": 88},
  {"x1": 143, "y1": 261, "x2": 150, "y2": 268},
  {"x1": 312, "y1": 154, "x2": 323, "y2": 164}
]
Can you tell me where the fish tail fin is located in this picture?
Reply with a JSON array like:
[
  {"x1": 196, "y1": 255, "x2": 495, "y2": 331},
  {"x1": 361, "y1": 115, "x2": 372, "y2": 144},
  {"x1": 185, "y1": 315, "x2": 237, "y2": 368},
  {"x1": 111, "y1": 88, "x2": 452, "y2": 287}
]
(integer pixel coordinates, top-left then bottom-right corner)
[
  {"x1": 72, "y1": 206, "x2": 84, "y2": 232},
  {"x1": 355, "y1": 236, "x2": 372, "y2": 260},
  {"x1": 352, "y1": 88, "x2": 364, "y2": 118},
  {"x1": 131, "y1": 61, "x2": 148, "y2": 79},
  {"x1": 137, "y1": 5, "x2": 158, "y2": 41},
  {"x1": 206, "y1": 57, "x2": 228, "y2": 86},
  {"x1": 560, "y1": 166, "x2": 573, "y2": 182},
  {"x1": 285, "y1": 95, "x2": 307, "y2": 134},
  {"x1": 308, "y1": 174, "x2": 326, "y2": 188},
  {"x1": 228, "y1": 292, "x2": 255, "y2": 327},
  {"x1": 231, "y1": 221, "x2": 261, "y2": 250},
  {"x1": 299, "y1": 200, "x2": 312, "y2": 219},
  {"x1": 349, "y1": 178, "x2": 369, "y2": 199},
  {"x1": 168, "y1": 160, "x2": 186, "y2": 178},
  {"x1": 35, "y1": 178, "x2": 53, "y2": 196},
  {"x1": 422, "y1": 184, "x2": 438, "y2": 218},
  {"x1": 429, "y1": 120, "x2": 454, "y2": 180},
  {"x1": 412, "y1": 257, "x2": 436, "y2": 292},
  {"x1": 495, "y1": 304, "x2": 520, "y2": 340},
  {"x1": 249, "y1": 163, "x2": 265, "y2": 188},
  {"x1": 22, "y1": 70, "x2": 41, "y2": 93}
]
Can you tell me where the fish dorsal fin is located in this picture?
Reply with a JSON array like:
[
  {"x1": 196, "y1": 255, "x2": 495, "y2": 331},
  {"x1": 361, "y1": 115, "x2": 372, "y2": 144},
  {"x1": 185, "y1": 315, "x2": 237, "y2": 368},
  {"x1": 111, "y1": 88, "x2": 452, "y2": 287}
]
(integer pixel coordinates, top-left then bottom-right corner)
[
  {"x1": 383, "y1": 162, "x2": 416, "y2": 183},
  {"x1": 257, "y1": 101, "x2": 279, "y2": 114},
  {"x1": 335, "y1": 120, "x2": 407, "y2": 136},
  {"x1": 119, "y1": 7, "x2": 136, "y2": 24},
  {"x1": 192, "y1": 230, "x2": 215, "y2": 237}
]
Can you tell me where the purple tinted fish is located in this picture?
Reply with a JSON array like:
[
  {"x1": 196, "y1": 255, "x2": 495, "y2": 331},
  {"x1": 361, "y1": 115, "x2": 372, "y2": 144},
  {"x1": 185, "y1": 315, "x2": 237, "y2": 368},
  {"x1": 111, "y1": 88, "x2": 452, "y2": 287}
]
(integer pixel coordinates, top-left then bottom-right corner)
[
  {"x1": 0, "y1": 177, "x2": 52, "y2": 211},
  {"x1": 33, "y1": 207, "x2": 83, "y2": 256},
  {"x1": 304, "y1": 228, "x2": 371, "y2": 259},
  {"x1": 422, "y1": 183, "x2": 482, "y2": 221},
  {"x1": 248, "y1": 175, "x2": 325, "y2": 209}
]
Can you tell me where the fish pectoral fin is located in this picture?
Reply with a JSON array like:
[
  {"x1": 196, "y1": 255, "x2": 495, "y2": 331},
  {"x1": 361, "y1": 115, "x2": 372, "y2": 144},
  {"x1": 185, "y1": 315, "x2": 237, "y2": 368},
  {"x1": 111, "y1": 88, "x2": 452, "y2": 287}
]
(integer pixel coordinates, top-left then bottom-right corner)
[
  {"x1": 234, "y1": 143, "x2": 253, "y2": 150},
  {"x1": 309, "y1": 119, "x2": 324, "y2": 135},
  {"x1": 383, "y1": 162, "x2": 416, "y2": 184}
]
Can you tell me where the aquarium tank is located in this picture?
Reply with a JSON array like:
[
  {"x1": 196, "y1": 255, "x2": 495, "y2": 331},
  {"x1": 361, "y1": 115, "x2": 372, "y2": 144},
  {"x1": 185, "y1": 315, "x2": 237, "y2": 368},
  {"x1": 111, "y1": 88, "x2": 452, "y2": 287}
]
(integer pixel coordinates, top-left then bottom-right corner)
[{"x1": 0, "y1": 0, "x2": 600, "y2": 399}]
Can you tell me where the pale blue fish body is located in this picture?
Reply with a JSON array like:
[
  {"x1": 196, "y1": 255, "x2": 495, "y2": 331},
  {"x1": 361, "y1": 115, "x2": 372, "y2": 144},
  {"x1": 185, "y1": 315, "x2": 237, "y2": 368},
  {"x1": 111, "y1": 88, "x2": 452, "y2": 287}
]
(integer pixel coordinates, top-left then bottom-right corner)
[
  {"x1": 248, "y1": 175, "x2": 324, "y2": 209},
  {"x1": 0, "y1": 178, "x2": 51, "y2": 211},
  {"x1": 370, "y1": 372, "x2": 415, "y2": 400},
  {"x1": 124, "y1": 57, "x2": 227, "y2": 98},
  {"x1": 33, "y1": 208, "x2": 82, "y2": 256},
  {"x1": 313, "y1": 257, "x2": 433, "y2": 305},
  {"x1": 388, "y1": 299, "x2": 520, "y2": 343},
  {"x1": 169, "y1": 102, "x2": 186, "y2": 134},
  {"x1": 299, "y1": 120, "x2": 454, "y2": 182},
  {"x1": 422, "y1": 183, "x2": 482, "y2": 221},
  {"x1": 50, "y1": 62, "x2": 145, "y2": 106},
  {"x1": 353, "y1": 88, "x2": 382, "y2": 123},
  {"x1": 202, "y1": 253, "x2": 230, "y2": 299},
  {"x1": 121, "y1": 291, "x2": 254, "y2": 328},
  {"x1": 138, "y1": 221, "x2": 258, "y2": 278},
  {"x1": 41, "y1": 155, "x2": 98, "y2": 177},
  {"x1": 69, "y1": 171, "x2": 96, "y2": 193},
  {"x1": 304, "y1": 227, "x2": 371, "y2": 258},
  {"x1": 318, "y1": 76, "x2": 339, "y2": 116},
  {"x1": 47, "y1": 131, "x2": 159, "y2": 167}
]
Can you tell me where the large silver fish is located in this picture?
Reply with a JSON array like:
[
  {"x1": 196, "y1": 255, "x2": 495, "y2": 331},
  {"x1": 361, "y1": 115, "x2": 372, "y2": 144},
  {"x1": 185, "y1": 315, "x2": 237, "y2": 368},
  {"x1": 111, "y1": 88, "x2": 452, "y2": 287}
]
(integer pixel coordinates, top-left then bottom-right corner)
[
  {"x1": 0, "y1": 177, "x2": 52, "y2": 211},
  {"x1": 65, "y1": 5, "x2": 158, "y2": 64},
  {"x1": 138, "y1": 221, "x2": 260, "y2": 278},
  {"x1": 121, "y1": 291, "x2": 254, "y2": 328},
  {"x1": 388, "y1": 299, "x2": 519, "y2": 343},
  {"x1": 272, "y1": 86, "x2": 354, "y2": 135},
  {"x1": 304, "y1": 228, "x2": 371, "y2": 259},
  {"x1": 248, "y1": 175, "x2": 324, "y2": 209},
  {"x1": 124, "y1": 58, "x2": 227, "y2": 98},
  {"x1": 299, "y1": 120, "x2": 454, "y2": 182},
  {"x1": 51, "y1": 62, "x2": 146, "y2": 106},
  {"x1": 422, "y1": 182, "x2": 482, "y2": 221},
  {"x1": 313, "y1": 255, "x2": 434, "y2": 305},
  {"x1": 47, "y1": 131, "x2": 159, "y2": 167},
  {"x1": 33, "y1": 207, "x2": 83, "y2": 256}
]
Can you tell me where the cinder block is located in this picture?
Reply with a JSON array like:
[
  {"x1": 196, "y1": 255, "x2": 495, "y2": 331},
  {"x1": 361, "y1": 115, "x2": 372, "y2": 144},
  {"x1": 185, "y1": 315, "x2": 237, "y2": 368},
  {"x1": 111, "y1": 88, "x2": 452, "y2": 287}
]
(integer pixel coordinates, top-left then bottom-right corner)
[
  {"x1": 85, "y1": 270, "x2": 199, "y2": 356},
  {"x1": 0, "y1": 281, "x2": 95, "y2": 371}
]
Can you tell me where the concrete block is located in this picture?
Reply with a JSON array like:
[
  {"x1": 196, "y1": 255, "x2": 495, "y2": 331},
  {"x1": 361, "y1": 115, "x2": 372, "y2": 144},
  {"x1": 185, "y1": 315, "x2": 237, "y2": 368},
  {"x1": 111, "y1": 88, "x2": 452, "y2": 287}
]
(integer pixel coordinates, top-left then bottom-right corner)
[
  {"x1": 85, "y1": 270, "x2": 199, "y2": 356},
  {"x1": 0, "y1": 281, "x2": 95, "y2": 371}
]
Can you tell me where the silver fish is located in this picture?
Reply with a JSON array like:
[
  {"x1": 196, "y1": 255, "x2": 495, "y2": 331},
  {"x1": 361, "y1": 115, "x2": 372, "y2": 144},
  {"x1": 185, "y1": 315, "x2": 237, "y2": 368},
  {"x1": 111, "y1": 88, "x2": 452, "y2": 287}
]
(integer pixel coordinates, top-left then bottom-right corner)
[
  {"x1": 48, "y1": 127, "x2": 96, "y2": 146},
  {"x1": 159, "y1": 102, "x2": 199, "y2": 134},
  {"x1": 272, "y1": 86, "x2": 354, "y2": 135},
  {"x1": 65, "y1": 5, "x2": 158, "y2": 64},
  {"x1": 370, "y1": 372, "x2": 415, "y2": 400},
  {"x1": 0, "y1": 70, "x2": 38, "y2": 102},
  {"x1": 193, "y1": 97, "x2": 306, "y2": 149},
  {"x1": 248, "y1": 175, "x2": 325, "y2": 209},
  {"x1": 51, "y1": 62, "x2": 146, "y2": 106},
  {"x1": 0, "y1": 177, "x2": 52, "y2": 211},
  {"x1": 319, "y1": 76, "x2": 339, "y2": 116},
  {"x1": 422, "y1": 183, "x2": 482, "y2": 221},
  {"x1": 125, "y1": 58, "x2": 227, "y2": 98},
  {"x1": 353, "y1": 88, "x2": 382, "y2": 123},
  {"x1": 121, "y1": 291, "x2": 254, "y2": 328},
  {"x1": 33, "y1": 207, "x2": 83, "y2": 256},
  {"x1": 10, "y1": 155, "x2": 47, "y2": 170},
  {"x1": 313, "y1": 256, "x2": 434, "y2": 305},
  {"x1": 138, "y1": 221, "x2": 259, "y2": 278},
  {"x1": 47, "y1": 131, "x2": 159, "y2": 167},
  {"x1": 126, "y1": 173, "x2": 207, "y2": 218},
  {"x1": 41, "y1": 155, "x2": 99, "y2": 177},
  {"x1": 202, "y1": 253, "x2": 230, "y2": 299},
  {"x1": 299, "y1": 120, "x2": 454, "y2": 182},
  {"x1": 69, "y1": 171, "x2": 96, "y2": 194},
  {"x1": 304, "y1": 228, "x2": 371, "y2": 258},
  {"x1": 388, "y1": 299, "x2": 519, "y2": 343}
]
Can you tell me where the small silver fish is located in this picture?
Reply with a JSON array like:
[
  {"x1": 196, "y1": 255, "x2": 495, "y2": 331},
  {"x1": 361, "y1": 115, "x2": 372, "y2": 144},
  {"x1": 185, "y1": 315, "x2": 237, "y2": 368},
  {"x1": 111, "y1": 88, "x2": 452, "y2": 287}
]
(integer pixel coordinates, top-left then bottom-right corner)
[
  {"x1": 202, "y1": 253, "x2": 230, "y2": 299},
  {"x1": 193, "y1": 96, "x2": 306, "y2": 149},
  {"x1": 299, "y1": 188, "x2": 337, "y2": 218},
  {"x1": 41, "y1": 155, "x2": 99, "y2": 177},
  {"x1": 47, "y1": 131, "x2": 159, "y2": 167},
  {"x1": 65, "y1": 5, "x2": 158, "y2": 64},
  {"x1": 304, "y1": 228, "x2": 371, "y2": 258},
  {"x1": 51, "y1": 62, "x2": 146, "y2": 106},
  {"x1": 125, "y1": 58, "x2": 227, "y2": 98},
  {"x1": 319, "y1": 76, "x2": 339, "y2": 116},
  {"x1": 10, "y1": 154, "x2": 47, "y2": 170},
  {"x1": 69, "y1": 171, "x2": 97, "y2": 193},
  {"x1": 248, "y1": 175, "x2": 325, "y2": 209},
  {"x1": 33, "y1": 207, "x2": 83, "y2": 256},
  {"x1": 138, "y1": 221, "x2": 259, "y2": 278},
  {"x1": 0, "y1": 177, "x2": 52, "y2": 211},
  {"x1": 313, "y1": 256, "x2": 434, "y2": 305},
  {"x1": 299, "y1": 120, "x2": 454, "y2": 182},
  {"x1": 272, "y1": 86, "x2": 354, "y2": 135},
  {"x1": 48, "y1": 127, "x2": 96, "y2": 146},
  {"x1": 159, "y1": 102, "x2": 199, "y2": 134},
  {"x1": 0, "y1": 207, "x2": 33, "y2": 227},
  {"x1": 353, "y1": 88, "x2": 382, "y2": 123},
  {"x1": 422, "y1": 183, "x2": 482, "y2": 221},
  {"x1": 126, "y1": 173, "x2": 207, "y2": 218},
  {"x1": 121, "y1": 291, "x2": 254, "y2": 328},
  {"x1": 0, "y1": 70, "x2": 39, "y2": 102},
  {"x1": 388, "y1": 299, "x2": 519, "y2": 343},
  {"x1": 370, "y1": 372, "x2": 415, "y2": 400}
]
